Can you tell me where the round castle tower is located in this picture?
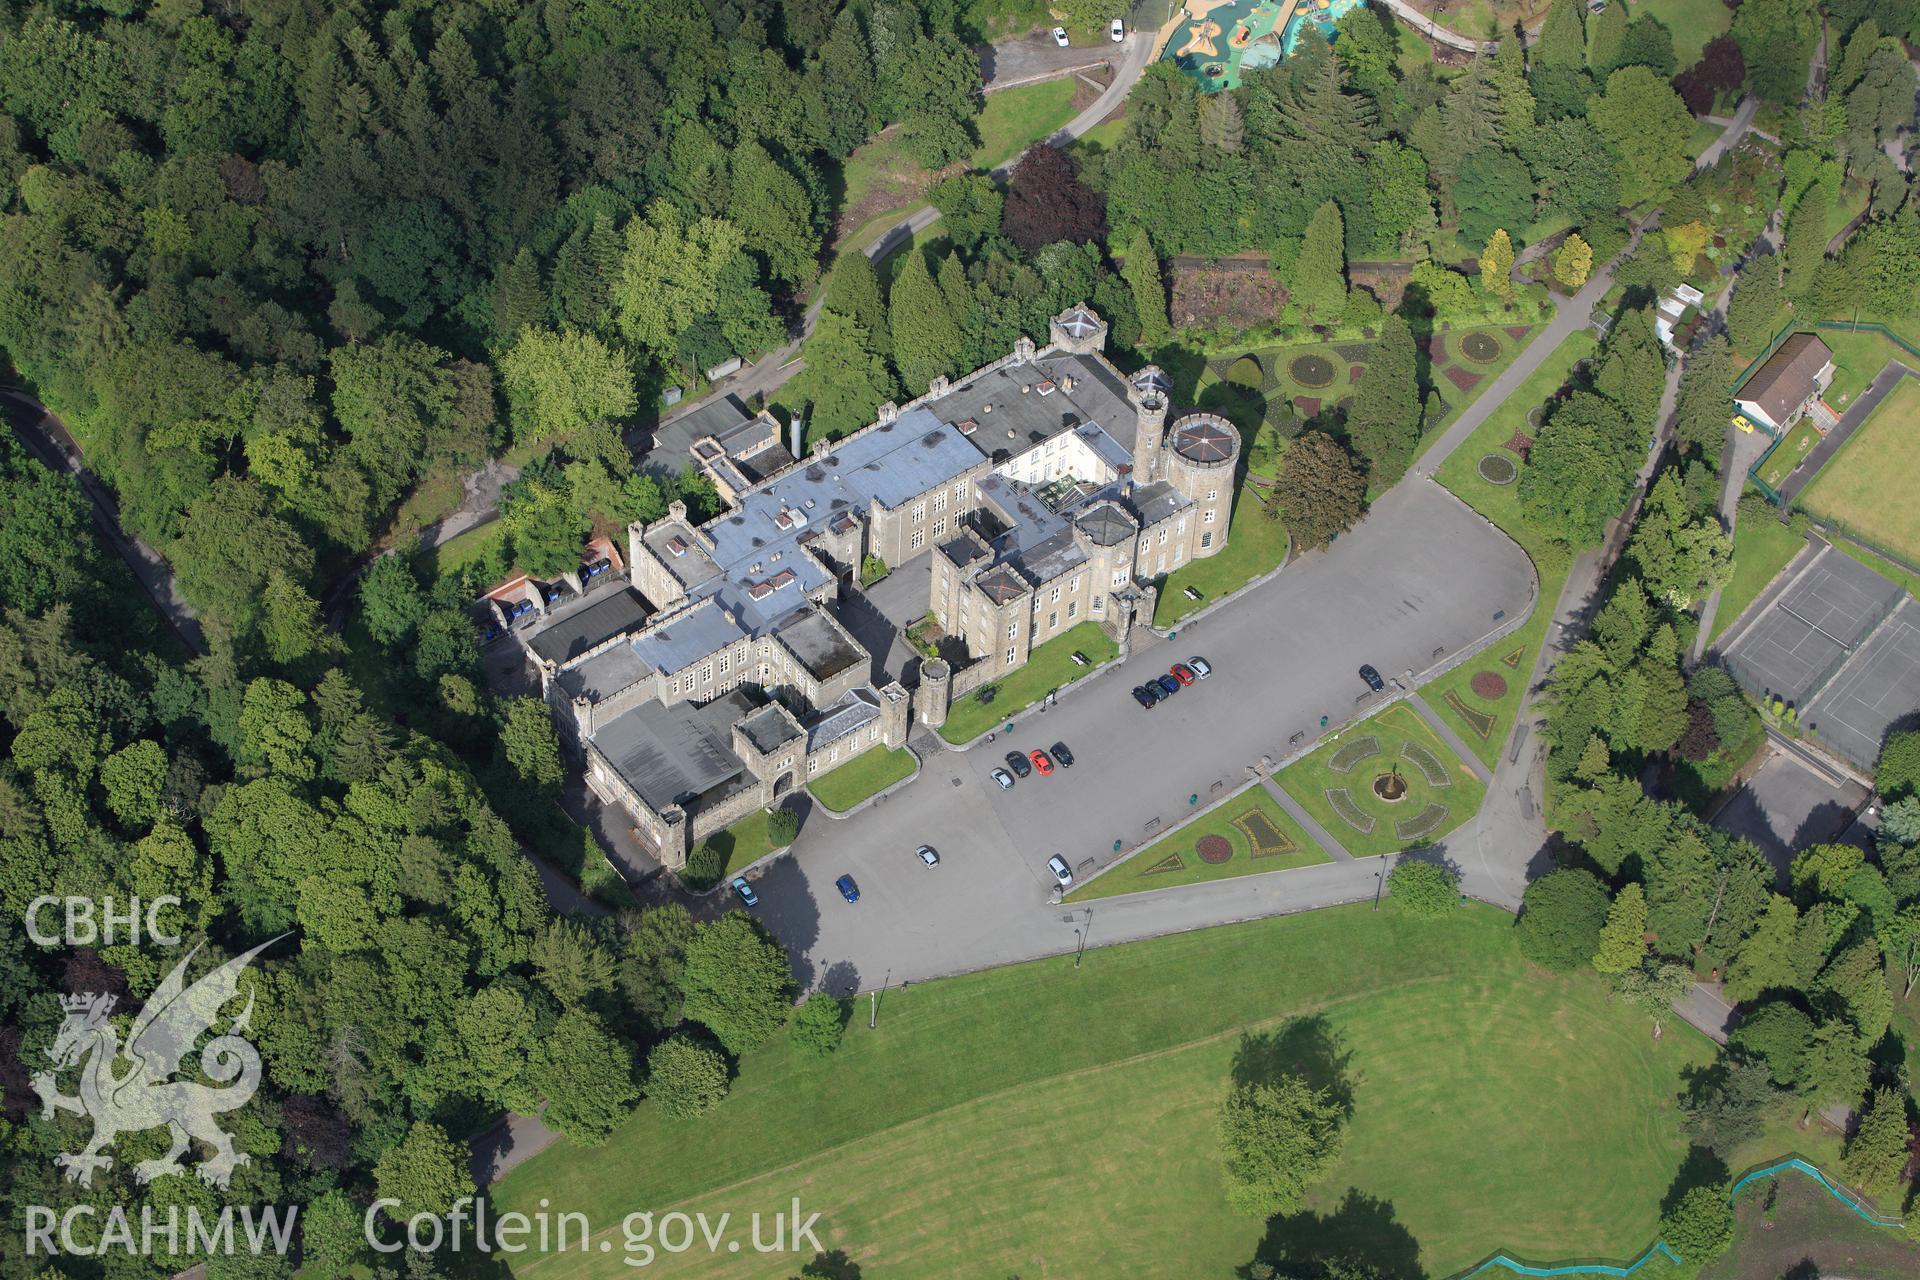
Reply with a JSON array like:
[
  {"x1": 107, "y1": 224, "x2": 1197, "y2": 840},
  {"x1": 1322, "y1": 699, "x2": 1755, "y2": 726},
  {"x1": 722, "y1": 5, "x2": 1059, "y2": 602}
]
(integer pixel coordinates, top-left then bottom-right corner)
[{"x1": 1161, "y1": 413, "x2": 1239, "y2": 558}]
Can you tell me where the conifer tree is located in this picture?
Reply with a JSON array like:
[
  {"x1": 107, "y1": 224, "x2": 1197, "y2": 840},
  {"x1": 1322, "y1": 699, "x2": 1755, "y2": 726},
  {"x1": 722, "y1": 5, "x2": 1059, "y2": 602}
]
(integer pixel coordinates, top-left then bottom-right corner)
[
  {"x1": 1593, "y1": 882, "x2": 1649, "y2": 974},
  {"x1": 888, "y1": 252, "x2": 962, "y2": 395},
  {"x1": 1289, "y1": 201, "x2": 1348, "y2": 326}
]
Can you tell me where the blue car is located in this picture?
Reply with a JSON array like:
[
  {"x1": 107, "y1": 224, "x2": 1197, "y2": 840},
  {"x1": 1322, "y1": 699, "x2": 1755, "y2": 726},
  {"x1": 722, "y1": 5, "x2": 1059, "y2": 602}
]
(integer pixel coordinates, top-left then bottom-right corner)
[
  {"x1": 835, "y1": 874, "x2": 860, "y2": 903},
  {"x1": 1156, "y1": 674, "x2": 1181, "y2": 697},
  {"x1": 730, "y1": 877, "x2": 758, "y2": 907}
]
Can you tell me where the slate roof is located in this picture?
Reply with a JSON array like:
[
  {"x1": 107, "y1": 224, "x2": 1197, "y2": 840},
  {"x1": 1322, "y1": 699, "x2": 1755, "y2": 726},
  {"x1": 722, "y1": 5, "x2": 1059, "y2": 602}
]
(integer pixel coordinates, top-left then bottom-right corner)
[
  {"x1": 1172, "y1": 415, "x2": 1237, "y2": 464},
  {"x1": 1738, "y1": 334, "x2": 1834, "y2": 425},
  {"x1": 528, "y1": 588, "x2": 650, "y2": 665},
  {"x1": 805, "y1": 687, "x2": 881, "y2": 751},
  {"x1": 1075, "y1": 500, "x2": 1136, "y2": 547}
]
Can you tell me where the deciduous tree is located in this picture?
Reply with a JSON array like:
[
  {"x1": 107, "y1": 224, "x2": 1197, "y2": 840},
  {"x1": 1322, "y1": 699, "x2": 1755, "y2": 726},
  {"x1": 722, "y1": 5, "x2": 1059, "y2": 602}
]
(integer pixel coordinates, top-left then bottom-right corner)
[{"x1": 1270, "y1": 431, "x2": 1366, "y2": 548}]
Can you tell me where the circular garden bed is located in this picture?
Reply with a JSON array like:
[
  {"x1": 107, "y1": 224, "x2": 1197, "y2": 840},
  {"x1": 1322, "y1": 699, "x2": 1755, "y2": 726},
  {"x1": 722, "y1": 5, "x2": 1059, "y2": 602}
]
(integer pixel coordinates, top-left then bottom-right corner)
[
  {"x1": 1289, "y1": 354, "x2": 1335, "y2": 388},
  {"x1": 1470, "y1": 671, "x2": 1509, "y2": 700},
  {"x1": 1460, "y1": 332, "x2": 1502, "y2": 363},
  {"x1": 1196, "y1": 834, "x2": 1233, "y2": 864},
  {"x1": 1477, "y1": 453, "x2": 1518, "y2": 485}
]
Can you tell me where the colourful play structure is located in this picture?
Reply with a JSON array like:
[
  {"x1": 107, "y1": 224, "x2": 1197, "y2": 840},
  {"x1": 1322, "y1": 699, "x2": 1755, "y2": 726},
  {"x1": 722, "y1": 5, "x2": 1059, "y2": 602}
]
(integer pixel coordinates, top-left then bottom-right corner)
[{"x1": 1161, "y1": 0, "x2": 1362, "y2": 93}]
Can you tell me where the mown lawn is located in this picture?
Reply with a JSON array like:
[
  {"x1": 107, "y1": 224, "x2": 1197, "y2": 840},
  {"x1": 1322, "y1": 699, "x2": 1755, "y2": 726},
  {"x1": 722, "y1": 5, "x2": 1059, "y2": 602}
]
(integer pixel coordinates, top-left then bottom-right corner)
[
  {"x1": 1421, "y1": 572, "x2": 1562, "y2": 770},
  {"x1": 971, "y1": 77, "x2": 1078, "y2": 171},
  {"x1": 1066, "y1": 781, "x2": 1330, "y2": 901},
  {"x1": 684, "y1": 808, "x2": 780, "y2": 891},
  {"x1": 1800, "y1": 377, "x2": 1920, "y2": 565},
  {"x1": 1639, "y1": 0, "x2": 1734, "y2": 64},
  {"x1": 1154, "y1": 483, "x2": 1290, "y2": 627},
  {"x1": 1754, "y1": 419, "x2": 1821, "y2": 490},
  {"x1": 938, "y1": 621, "x2": 1118, "y2": 743},
  {"x1": 1710, "y1": 507, "x2": 1806, "y2": 644},
  {"x1": 1428, "y1": 329, "x2": 1596, "y2": 561},
  {"x1": 1274, "y1": 703, "x2": 1486, "y2": 858},
  {"x1": 1423, "y1": 330, "x2": 1592, "y2": 757},
  {"x1": 1818, "y1": 326, "x2": 1905, "y2": 408},
  {"x1": 490, "y1": 905, "x2": 1727, "y2": 1280},
  {"x1": 808, "y1": 745, "x2": 917, "y2": 812}
]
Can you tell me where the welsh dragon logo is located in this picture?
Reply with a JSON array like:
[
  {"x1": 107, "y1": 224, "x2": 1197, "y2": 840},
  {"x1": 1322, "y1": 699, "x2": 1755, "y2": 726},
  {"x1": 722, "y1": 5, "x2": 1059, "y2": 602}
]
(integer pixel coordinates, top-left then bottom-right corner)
[{"x1": 31, "y1": 936, "x2": 283, "y2": 1189}]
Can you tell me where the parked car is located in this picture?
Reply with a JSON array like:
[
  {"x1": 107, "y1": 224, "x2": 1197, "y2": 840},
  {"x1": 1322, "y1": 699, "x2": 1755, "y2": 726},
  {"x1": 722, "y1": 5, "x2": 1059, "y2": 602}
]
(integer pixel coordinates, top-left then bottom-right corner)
[
  {"x1": 1171, "y1": 663, "x2": 1196, "y2": 686},
  {"x1": 1110, "y1": 17, "x2": 1126, "y2": 41},
  {"x1": 1052, "y1": 25, "x2": 1069, "y2": 46},
  {"x1": 731, "y1": 877, "x2": 759, "y2": 907},
  {"x1": 1189, "y1": 656, "x2": 1213, "y2": 679},
  {"x1": 991, "y1": 767, "x2": 1016, "y2": 790},
  {"x1": 1029, "y1": 749, "x2": 1054, "y2": 776},
  {"x1": 1051, "y1": 741, "x2": 1075, "y2": 768},
  {"x1": 1046, "y1": 855, "x2": 1074, "y2": 887},
  {"x1": 916, "y1": 845, "x2": 940, "y2": 866},
  {"x1": 1359, "y1": 664, "x2": 1385, "y2": 692},
  {"x1": 1155, "y1": 674, "x2": 1181, "y2": 697},
  {"x1": 835, "y1": 874, "x2": 860, "y2": 903},
  {"x1": 1132, "y1": 683, "x2": 1159, "y2": 708},
  {"x1": 1005, "y1": 750, "x2": 1032, "y2": 779}
]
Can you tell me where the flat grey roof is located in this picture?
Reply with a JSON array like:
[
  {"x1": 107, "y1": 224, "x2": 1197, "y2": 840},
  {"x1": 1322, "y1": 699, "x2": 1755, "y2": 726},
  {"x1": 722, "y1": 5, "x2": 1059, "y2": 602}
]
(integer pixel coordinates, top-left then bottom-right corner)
[
  {"x1": 773, "y1": 606, "x2": 865, "y2": 681},
  {"x1": 555, "y1": 643, "x2": 652, "y2": 704},
  {"x1": 528, "y1": 588, "x2": 650, "y2": 665},
  {"x1": 641, "y1": 394, "x2": 755, "y2": 476},
  {"x1": 592, "y1": 689, "x2": 757, "y2": 812},
  {"x1": 630, "y1": 600, "x2": 750, "y2": 676},
  {"x1": 925, "y1": 352, "x2": 1137, "y2": 456},
  {"x1": 738, "y1": 703, "x2": 802, "y2": 755},
  {"x1": 643, "y1": 521, "x2": 723, "y2": 592}
]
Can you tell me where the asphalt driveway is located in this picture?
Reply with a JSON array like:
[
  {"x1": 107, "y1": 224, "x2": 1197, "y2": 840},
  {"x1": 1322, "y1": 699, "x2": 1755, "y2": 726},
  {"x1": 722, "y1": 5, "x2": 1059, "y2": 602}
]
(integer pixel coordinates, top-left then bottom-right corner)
[{"x1": 748, "y1": 481, "x2": 1536, "y2": 991}]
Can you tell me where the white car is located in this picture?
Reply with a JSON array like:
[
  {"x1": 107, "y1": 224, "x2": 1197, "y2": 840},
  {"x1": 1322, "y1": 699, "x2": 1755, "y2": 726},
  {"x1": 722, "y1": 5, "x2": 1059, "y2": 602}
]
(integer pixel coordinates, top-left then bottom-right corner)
[
  {"x1": 916, "y1": 845, "x2": 940, "y2": 866},
  {"x1": 1046, "y1": 855, "x2": 1074, "y2": 887},
  {"x1": 991, "y1": 767, "x2": 1015, "y2": 790},
  {"x1": 1110, "y1": 18, "x2": 1126, "y2": 42},
  {"x1": 1052, "y1": 26, "x2": 1069, "y2": 47},
  {"x1": 1189, "y1": 656, "x2": 1213, "y2": 679}
]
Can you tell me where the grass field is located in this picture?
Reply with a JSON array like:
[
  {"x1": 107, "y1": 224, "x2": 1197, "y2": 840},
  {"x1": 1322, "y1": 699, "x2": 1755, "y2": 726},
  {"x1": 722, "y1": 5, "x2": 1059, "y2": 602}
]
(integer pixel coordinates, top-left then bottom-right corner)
[
  {"x1": 1711, "y1": 508, "x2": 1806, "y2": 644},
  {"x1": 938, "y1": 621, "x2": 1118, "y2": 743},
  {"x1": 1154, "y1": 483, "x2": 1290, "y2": 627},
  {"x1": 1066, "y1": 781, "x2": 1330, "y2": 900},
  {"x1": 1274, "y1": 703, "x2": 1485, "y2": 858},
  {"x1": 1801, "y1": 377, "x2": 1920, "y2": 564},
  {"x1": 1636, "y1": 0, "x2": 1734, "y2": 64},
  {"x1": 491, "y1": 905, "x2": 1731, "y2": 1280},
  {"x1": 971, "y1": 78, "x2": 1078, "y2": 171},
  {"x1": 1754, "y1": 419, "x2": 1821, "y2": 490},
  {"x1": 808, "y1": 745, "x2": 917, "y2": 812},
  {"x1": 1817, "y1": 326, "x2": 1905, "y2": 407},
  {"x1": 834, "y1": 79, "x2": 1078, "y2": 251}
]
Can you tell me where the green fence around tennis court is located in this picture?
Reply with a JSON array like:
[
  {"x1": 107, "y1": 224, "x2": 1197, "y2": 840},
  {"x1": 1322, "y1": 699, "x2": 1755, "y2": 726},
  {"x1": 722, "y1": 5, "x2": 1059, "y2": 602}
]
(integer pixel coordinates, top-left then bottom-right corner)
[{"x1": 1739, "y1": 321, "x2": 1920, "y2": 508}]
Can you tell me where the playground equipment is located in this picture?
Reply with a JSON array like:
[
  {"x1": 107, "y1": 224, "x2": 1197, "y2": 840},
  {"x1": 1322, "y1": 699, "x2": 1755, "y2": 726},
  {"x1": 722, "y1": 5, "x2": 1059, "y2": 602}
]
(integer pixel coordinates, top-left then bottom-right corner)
[{"x1": 1178, "y1": 19, "x2": 1222, "y2": 58}]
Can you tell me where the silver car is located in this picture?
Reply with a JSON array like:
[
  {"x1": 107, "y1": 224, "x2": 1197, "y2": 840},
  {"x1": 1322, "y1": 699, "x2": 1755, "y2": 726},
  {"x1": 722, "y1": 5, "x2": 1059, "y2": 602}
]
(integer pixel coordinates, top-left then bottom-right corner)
[
  {"x1": 991, "y1": 767, "x2": 1015, "y2": 790},
  {"x1": 1046, "y1": 854, "x2": 1073, "y2": 886}
]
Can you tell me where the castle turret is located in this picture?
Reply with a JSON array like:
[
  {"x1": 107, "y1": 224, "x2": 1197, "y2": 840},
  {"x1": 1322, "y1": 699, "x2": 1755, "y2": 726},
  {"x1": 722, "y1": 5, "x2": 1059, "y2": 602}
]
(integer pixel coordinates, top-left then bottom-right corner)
[
  {"x1": 1048, "y1": 303, "x2": 1107, "y2": 355},
  {"x1": 1163, "y1": 412, "x2": 1241, "y2": 559},
  {"x1": 1128, "y1": 365, "x2": 1172, "y2": 484}
]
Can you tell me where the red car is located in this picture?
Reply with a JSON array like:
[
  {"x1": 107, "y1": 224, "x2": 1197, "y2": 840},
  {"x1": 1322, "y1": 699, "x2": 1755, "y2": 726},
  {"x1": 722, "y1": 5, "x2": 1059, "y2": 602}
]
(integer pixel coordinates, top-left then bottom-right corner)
[
  {"x1": 1029, "y1": 749, "x2": 1055, "y2": 776},
  {"x1": 1171, "y1": 663, "x2": 1197, "y2": 686}
]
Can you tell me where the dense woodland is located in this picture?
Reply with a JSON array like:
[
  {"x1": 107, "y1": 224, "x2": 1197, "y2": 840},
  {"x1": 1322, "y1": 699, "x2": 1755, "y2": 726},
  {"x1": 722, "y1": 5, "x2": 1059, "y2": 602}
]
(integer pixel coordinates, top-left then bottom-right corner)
[{"x1": 3, "y1": 0, "x2": 1920, "y2": 1274}]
